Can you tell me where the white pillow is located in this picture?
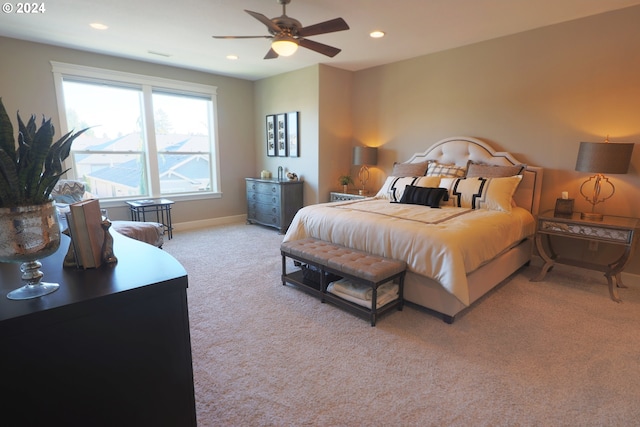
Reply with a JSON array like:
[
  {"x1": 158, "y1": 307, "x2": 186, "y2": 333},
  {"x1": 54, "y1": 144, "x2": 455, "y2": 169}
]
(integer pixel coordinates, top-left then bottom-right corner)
[
  {"x1": 439, "y1": 175, "x2": 522, "y2": 212},
  {"x1": 376, "y1": 176, "x2": 441, "y2": 201}
]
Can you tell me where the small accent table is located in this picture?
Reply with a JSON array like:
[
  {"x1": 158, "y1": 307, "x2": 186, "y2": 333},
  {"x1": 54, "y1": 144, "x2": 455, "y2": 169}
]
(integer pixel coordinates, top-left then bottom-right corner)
[
  {"x1": 532, "y1": 210, "x2": 639, "y2": 302},
  {"x1": 330, "y1": 191, "x2": 367, "y2": 202},
  {"x1": 126, "y1": 198, "x2": 174, "y2": 239}
]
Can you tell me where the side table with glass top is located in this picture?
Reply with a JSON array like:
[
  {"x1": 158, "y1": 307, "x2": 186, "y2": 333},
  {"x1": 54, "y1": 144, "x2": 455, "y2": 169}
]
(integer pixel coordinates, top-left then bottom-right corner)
[
  {"x1": 532, "y1": 210, "x2": 639, "y2": 302},
  {"x1": 126, "y1": 198, "x2": 174, "y2": 239}
]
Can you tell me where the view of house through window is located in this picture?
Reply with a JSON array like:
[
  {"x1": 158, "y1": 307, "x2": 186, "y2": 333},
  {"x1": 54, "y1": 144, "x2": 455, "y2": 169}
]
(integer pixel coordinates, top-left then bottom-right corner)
[
  {"x1": 54, "y1": 64, "x2": 218, "y2": 201},
  {"x1": 152, "y1": 91, "x2": 213, "y2": 194},
  {"x1": 63, "y1": 80, "x2": 147, "y2": 198}
]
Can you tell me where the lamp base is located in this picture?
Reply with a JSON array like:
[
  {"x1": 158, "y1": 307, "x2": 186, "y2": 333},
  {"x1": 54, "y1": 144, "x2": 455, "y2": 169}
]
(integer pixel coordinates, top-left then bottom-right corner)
[{"x1": 580, "y1": 211, "x2": 604, "y2": 221}]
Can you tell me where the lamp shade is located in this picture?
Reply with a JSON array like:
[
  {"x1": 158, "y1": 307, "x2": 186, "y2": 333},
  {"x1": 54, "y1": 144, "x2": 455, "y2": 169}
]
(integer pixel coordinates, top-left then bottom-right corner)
[
  {"x1": 353, "y1": 146, "x2": 378, "y2": 166},
  {"x1": 575, "y1": 141, "x2": 634, "y2": 174},
  {"x1": 271, "y1": 35, "x2": 298, "y2": 56}
]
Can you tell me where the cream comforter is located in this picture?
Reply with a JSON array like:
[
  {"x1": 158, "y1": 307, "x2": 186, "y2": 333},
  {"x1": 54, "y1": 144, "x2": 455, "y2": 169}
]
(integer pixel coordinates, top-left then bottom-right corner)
[{"x1": 283, "y1": 198, "x2": 535, "y2": 306}]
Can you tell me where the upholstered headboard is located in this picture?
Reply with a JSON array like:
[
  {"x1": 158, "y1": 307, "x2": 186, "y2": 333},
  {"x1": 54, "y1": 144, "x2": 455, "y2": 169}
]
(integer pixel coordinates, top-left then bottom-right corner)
[{"x1": 404, "y1": 136, "x2": 543, "y2": 215}]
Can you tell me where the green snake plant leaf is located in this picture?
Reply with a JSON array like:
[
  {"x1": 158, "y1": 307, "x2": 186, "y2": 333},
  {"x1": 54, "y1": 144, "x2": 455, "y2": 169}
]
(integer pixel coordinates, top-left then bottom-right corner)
[
  {"x1": 0, "y1": 99, "x2": 16, "y2": 163},
  {"x1": 0, "y1": 149, "x2": 19, "y2": 206},
  {"x1": 0, "y1": 98, "x2": 89, "y2": 208}
]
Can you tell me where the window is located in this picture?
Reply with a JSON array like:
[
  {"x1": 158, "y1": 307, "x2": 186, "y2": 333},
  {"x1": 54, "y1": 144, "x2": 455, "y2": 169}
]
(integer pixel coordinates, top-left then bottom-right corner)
[{"x1": 52, "y1": 62, "x2": 220, "y2": 201}]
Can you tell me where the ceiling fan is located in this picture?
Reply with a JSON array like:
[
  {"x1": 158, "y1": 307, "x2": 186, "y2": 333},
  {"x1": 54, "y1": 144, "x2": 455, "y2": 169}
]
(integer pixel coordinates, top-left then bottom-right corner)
[{"x1": 212, "y1": 0, "x2": 349, "y2": 59}]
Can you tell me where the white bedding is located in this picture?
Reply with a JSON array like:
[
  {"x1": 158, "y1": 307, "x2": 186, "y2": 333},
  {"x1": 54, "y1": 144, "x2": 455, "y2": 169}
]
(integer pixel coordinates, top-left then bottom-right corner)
[{"x1": 283, "y1": 197, "x2": 535, "y2": 306}]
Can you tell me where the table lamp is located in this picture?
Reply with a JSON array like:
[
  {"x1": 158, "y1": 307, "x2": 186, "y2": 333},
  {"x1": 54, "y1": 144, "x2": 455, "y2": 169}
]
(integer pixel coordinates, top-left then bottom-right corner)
[
  {"x1": 575, "y1": 138, "x2": 634, "y2": 221},
  {"x1": 353, "y1": 146, "x2": 378, "y2": 195}
]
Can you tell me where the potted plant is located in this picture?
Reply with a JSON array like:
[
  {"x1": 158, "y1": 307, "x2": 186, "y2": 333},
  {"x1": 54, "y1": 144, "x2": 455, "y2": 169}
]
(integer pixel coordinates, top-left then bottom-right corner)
[
  {"x1": 338, "y1": 175, "x2": 353, "y2": 193},
  {"x1": 0, "y1": 97, "x2": 88, "y2": 299}
]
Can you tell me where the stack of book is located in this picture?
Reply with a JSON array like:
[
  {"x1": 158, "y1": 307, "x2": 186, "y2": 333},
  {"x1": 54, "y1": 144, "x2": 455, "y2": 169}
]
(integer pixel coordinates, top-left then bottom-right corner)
[{"x1": 65, "y1": 199, "x2": 104, "y2": 269}]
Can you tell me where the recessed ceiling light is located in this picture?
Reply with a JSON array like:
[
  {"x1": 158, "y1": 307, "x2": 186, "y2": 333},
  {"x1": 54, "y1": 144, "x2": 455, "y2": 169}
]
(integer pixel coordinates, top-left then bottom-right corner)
[
  {"x1": 90, "y1": 22, "x2": 109, "y2": 30},
  {"x1": 369, "y1": 30, "x2": 385, "y2": 38},
  {"x1": 226, "y1": 54, "x2": 239, "y2": 60}
]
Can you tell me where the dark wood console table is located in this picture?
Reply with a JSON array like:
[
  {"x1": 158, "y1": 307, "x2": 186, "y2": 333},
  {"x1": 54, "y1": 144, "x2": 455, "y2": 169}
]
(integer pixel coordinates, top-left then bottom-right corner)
[{"x1": 0, "y1": 232, "x2": 196, "y2": 426}]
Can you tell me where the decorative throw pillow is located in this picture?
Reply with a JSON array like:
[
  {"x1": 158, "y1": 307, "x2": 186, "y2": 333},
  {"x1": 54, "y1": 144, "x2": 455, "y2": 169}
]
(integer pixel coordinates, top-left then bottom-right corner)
[
  {"x1": 391, "y1": 160, "x2": 432, "y2": 177},
  {"x1": 398, "y1": 186, "x2": 449, "y2": 208},
  {"x1": 465, "y1": 161, "x2": 526, "y2": 178},
  {"x1": 386, "y1": 176, "x2": 442, "y2": 202},
  {"x1": 439, "y1": 175, "x2": 523, "y2": 212},
  {"x1": 51, "y1": 180, "x2": 86, "y2": 204},
  {"x1": 426, "y1": 161, "x2": 467, "y2": 178}
]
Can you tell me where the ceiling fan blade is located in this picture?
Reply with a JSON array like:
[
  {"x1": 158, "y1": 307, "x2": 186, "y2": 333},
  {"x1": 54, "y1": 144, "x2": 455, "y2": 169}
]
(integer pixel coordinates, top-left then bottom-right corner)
[
  {"x1": 212, "y1": 35, "x2": 271, "y2": 39},
  {"x1": 299, "y1": 38, "x2": 341, "y2": 57},
  {"x1": 264, "y1": 48, "x2": 279, "y2": 60},
  {"x1": 297, "y1": 18, "x2": 349, "y2": 37},
  {"x1": 244, "y1": 9, "x2": 282, "y2": 34}
]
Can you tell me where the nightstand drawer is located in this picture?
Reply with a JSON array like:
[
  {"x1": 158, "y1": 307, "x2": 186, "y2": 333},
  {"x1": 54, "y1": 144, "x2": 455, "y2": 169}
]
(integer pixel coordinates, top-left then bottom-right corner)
[{"x1": 538, "y1": 219, "x2": 633, "y2": 244}]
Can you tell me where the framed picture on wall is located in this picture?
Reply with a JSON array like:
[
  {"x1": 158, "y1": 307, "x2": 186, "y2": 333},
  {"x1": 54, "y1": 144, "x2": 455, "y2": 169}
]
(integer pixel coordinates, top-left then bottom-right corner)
[
  {"x1": 287, "y1": 111, "x2": 299, "y2": 157},
  {"x1": 266, "y1": 115, "x2": 276, "y2": 157},
  {"x1": 276, "y1": 113, "x2": 287, "y2": 157}
]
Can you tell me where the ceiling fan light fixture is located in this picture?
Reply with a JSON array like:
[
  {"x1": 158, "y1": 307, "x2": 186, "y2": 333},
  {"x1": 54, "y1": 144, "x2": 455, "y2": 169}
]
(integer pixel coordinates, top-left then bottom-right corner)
[
  {"x1": 89, "y1": 22, "x2": 109, "y2": 30},
  {"x1": 271, "y1": 35, "x2": 299, "y2": 56}
]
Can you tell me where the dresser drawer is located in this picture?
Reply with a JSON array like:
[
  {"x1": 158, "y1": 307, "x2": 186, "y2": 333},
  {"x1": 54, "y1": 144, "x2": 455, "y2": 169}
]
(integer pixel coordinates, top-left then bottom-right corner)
[
  {"x1": 247, "y1": 190, "x2": 280, "y2": 206},
  {"x1": 248, "y1": 201, "x2": 280, "y2": 217},
  {"x1": 251, "y1": 209, "x2": 280, "y2": 227},
  {"x1": 247, "y1": 181, "x2": 279, "y2": 195}
]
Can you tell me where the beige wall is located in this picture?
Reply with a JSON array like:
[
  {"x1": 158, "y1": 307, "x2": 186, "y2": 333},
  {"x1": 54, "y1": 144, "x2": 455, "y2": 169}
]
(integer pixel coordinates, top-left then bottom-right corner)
[
  {"x1": 0, "y1": 37, "x2": 255, "y2": 226},
  {"x1": 253, "y1": 64, "x2": 352, "y2": 205},
  {"x1": 2, "y1": 5, "x2": 640, "y2": 272},
  {"x1": 254, "y1": 66, "x2": 320, "y2": 204},
  {"x1": 351, "y1": 6, "x2": 640, "y2": 273},
  {"x1": 318, "y1": 65, "x2": 353, "y2": 202}
]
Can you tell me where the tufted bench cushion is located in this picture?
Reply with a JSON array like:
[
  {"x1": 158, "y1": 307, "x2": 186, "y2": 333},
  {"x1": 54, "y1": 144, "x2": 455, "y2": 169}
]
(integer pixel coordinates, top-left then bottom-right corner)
[
  {"x1": 281, "y1": 238, "x2": 406, "y2": 283},
  {"x1": 281, "y1": 238, "x2": 406, "y2": 325}
]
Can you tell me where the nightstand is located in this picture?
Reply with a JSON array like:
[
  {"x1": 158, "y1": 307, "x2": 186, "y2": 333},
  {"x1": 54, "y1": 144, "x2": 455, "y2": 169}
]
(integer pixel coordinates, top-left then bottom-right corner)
[
  {"x1": 330, "y1": 191, "x2": 367, "y2": 202},
  {"x1": 532, "y1": 210, "x2": 639, "y2": 302}
]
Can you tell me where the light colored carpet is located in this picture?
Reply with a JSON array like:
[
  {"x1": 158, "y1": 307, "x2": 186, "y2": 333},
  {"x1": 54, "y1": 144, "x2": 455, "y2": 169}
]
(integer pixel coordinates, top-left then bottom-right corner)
[{"x1": 162, "y1": 222, "x2": 640, "y2": 427}]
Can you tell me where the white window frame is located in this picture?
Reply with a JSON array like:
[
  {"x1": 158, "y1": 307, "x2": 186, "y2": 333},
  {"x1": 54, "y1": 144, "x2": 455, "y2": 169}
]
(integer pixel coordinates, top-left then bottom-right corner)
[{"x1": 51, "y1": 61, "x2": 222, "y2": 205}]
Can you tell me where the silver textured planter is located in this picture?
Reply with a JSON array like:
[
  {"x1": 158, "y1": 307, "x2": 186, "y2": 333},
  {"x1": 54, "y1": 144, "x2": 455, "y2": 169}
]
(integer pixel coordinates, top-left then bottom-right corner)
[{"x1": 0, "y1": 201, "x2": 61, "y2": 300}]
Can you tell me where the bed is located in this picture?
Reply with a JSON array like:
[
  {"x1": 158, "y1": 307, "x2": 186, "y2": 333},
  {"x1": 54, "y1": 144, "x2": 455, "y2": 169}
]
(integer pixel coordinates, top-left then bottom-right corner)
[{"x1": 282, "y1": 136, "x2": 543, "y2": 323}]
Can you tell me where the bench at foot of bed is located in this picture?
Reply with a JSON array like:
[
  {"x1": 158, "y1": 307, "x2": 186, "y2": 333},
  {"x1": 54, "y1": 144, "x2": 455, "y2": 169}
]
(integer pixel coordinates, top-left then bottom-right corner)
[{"x1": 280, "y1": 238, "x2": 407, "y2": 326}]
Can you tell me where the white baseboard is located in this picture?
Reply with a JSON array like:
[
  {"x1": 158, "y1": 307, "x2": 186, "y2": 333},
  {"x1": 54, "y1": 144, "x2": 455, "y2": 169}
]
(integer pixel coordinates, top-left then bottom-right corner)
[{"x1": 172, "y1": 214, "x2": 246, "y2": 232}]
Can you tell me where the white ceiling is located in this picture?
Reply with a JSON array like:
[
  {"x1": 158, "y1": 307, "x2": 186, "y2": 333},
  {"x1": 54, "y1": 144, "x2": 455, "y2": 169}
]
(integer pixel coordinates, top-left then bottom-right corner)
[{"x1": 2, "y1": 0, "x2": 640, "y2": 81}]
